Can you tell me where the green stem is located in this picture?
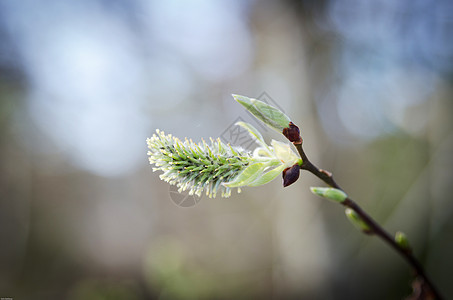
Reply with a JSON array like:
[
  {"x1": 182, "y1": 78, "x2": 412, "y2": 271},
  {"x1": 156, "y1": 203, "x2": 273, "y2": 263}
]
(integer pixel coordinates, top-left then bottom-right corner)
[{"x1": 294, "y1": 143, "x2": 443, "y2": 299}]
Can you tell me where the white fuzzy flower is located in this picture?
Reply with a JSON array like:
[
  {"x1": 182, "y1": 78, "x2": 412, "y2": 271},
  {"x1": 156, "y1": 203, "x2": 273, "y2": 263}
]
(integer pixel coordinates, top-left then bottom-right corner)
[{"x1": 147, "y1": 122, "x2": 301, "y2": 198}]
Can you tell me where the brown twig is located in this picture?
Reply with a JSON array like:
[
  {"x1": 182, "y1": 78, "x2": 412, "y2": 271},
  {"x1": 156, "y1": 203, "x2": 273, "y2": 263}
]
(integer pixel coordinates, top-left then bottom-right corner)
[{"x1": 293, "y1": 142, "x2": 442, "y2": 300}]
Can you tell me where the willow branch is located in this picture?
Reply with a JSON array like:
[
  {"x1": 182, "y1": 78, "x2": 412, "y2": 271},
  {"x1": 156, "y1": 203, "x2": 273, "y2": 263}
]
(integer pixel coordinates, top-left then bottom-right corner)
[{"x1": 294, "y1": 143, "x2": 443, "y2": 300}]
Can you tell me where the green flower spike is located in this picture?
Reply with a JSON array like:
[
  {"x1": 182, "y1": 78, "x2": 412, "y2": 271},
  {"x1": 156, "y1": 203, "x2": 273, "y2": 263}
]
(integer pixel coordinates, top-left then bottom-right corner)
[
  {"x1": 147, "y1": 122, "x2": 301, "y2": 198},
  {"x1": 147, "y1": 130, "x2": 250, "y2": 198}
]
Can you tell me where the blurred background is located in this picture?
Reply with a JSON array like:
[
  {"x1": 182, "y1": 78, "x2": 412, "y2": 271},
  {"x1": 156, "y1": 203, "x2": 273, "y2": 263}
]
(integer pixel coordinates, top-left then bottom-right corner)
[{"x1": 0, "y1": 0, "x2": 452, "y2": 299}]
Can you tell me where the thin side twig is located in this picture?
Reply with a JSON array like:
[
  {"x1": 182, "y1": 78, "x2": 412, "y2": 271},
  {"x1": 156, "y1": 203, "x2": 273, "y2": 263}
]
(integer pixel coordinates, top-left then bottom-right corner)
[{"x1": 294, "y1": 143, "x2": 442, "y2": 300}]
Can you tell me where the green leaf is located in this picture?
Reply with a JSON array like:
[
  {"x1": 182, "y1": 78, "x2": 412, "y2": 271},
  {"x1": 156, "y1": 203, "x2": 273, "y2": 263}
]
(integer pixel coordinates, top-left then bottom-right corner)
[
  {"x1": 310, "y1": 187, "x2": 348, "y2": 203},
  {"x1": 232, "y1": 94, "x2": 291, "y2": 132},
  {"x1": 248, "y1": 164, "x2": 286, "y2": 187},
  {"x1": 223, "y1": 162, "x2": 267, "y2": 188},
  {"x1": 235, "y1": 121, "x2": 268, "y2": 149}
]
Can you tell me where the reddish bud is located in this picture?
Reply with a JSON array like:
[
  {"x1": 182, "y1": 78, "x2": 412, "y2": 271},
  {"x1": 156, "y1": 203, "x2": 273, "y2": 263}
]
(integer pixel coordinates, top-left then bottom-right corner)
[
  {"x1": 282, "y1": 164, "x2": 300, "y2": 187},
  {"x1": 282, "y1": 122, "x2": 302, "y2": 144}
]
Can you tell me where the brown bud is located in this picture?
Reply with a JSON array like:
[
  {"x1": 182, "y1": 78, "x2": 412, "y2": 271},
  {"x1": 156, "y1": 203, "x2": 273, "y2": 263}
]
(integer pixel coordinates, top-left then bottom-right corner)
[
  {"x1": 282, "y1": 164, "x2": 300, "y2": 187},
  {"x1": 282, "y1": 122, "x2": 302, "y2": 144}
]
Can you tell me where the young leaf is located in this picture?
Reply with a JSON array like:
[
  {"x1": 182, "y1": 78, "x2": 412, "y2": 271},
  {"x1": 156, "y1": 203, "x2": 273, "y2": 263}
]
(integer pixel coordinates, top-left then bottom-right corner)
[
  {"x1": 235, "y1": 121, "x2": 268, "y2": 149},
  {"x1": 223, "y1": 162, "x2": 268, "y2": 188},
  {"x1": 232, "y1": 94, "x2": 291, "y2": 132},
  {"x1": 248, "y1": 164, "x2": 287, "y2": 187}
]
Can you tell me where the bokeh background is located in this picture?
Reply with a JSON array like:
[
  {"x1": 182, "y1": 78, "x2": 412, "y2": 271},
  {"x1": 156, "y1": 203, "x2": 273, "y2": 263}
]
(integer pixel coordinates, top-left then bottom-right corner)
[{"x1": 1, "y1": 0, "x2": 452, "y2": 299}]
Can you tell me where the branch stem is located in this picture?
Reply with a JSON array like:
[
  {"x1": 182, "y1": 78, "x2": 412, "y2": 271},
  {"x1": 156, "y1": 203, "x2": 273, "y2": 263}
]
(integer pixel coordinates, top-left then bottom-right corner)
[{"x1": 294, "y1": 143, "x2": 442, "y2": 299}]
